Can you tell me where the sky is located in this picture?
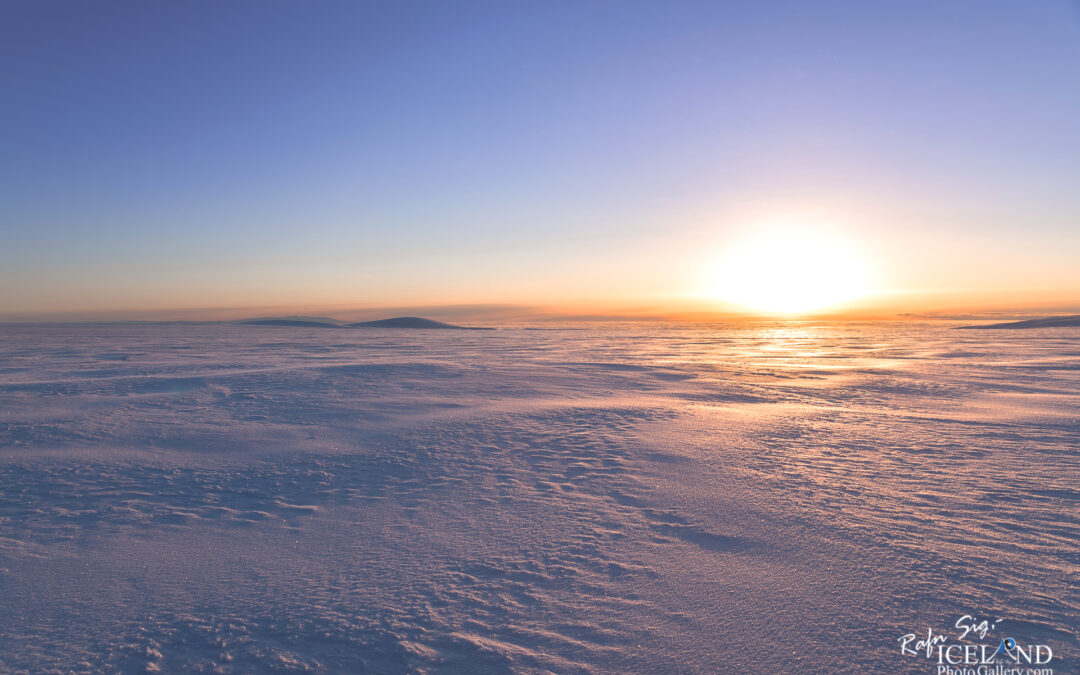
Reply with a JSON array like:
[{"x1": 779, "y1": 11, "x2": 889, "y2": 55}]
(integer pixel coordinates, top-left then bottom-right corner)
[{"x1": 2, "y1": 1, "x2": 1079, "y2": 320}]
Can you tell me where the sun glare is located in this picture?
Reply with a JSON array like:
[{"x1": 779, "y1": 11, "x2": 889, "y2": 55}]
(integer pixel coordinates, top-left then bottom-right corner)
[{"x1": 710, "y1": 228, "x2": 872, "y2": 315}]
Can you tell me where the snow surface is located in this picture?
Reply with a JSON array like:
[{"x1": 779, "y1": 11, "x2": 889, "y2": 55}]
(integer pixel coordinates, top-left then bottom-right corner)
[{"x1": 0, "y1": 322, "x2": 1077, "y2": 673}]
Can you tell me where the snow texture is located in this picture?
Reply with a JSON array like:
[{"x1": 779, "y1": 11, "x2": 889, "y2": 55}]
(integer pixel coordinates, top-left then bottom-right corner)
[{"x1": 0, "y1": 322, "x2": 1077, "y2": 673}]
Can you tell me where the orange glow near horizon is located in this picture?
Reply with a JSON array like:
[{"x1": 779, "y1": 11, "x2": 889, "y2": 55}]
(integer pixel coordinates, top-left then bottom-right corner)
[{"x1": 708, "y1": 227, "x2": 874, "y2": 316}]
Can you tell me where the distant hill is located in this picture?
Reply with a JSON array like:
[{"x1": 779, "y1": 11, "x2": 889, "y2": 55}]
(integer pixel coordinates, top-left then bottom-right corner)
[
  {"x1": 347, "y1": 316, "x2": 491, "y2": 330},
  {"x1": 957, "y1": 315, "x2": 1080, "y2": 329},
  {"x1": 238, "y1": 315, "x2": 492, "y2": 330}
]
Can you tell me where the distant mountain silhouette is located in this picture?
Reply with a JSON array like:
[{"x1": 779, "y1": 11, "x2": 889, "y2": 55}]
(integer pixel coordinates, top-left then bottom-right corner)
[
  {"x1": 957, "y1": 315, "x2": 1080, "y2": 329},
  {"x1": 348, "y1": 316, "x2": 491, "y2": 330},
  {"x1": 238, "y1": 316, "x2": 492, "y2": 330},
  {"x1": 239, "y1": 318, "x2": 342, "y2": 327}
]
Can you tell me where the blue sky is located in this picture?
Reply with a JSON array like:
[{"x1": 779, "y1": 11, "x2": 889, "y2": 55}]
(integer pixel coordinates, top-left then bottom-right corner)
[{"x1": 3, "y1": 1, "x2": 1079, "y2": 318}]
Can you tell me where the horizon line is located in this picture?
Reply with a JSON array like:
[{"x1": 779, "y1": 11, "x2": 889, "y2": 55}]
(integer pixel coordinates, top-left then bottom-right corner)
[{"x1": 3, "y1": 302, "x2": 1080, "y2": 325}]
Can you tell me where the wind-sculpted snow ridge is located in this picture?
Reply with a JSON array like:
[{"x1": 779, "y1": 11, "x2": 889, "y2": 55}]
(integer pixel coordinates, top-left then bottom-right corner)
[{"x1": 0, "y1": 322, "x2": 1077, "y2": 673}]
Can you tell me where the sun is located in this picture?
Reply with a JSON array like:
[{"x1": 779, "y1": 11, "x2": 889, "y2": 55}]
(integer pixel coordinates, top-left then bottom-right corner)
[{"x1": 709, "y1": 228, "x2": 872, "y2": 315}]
